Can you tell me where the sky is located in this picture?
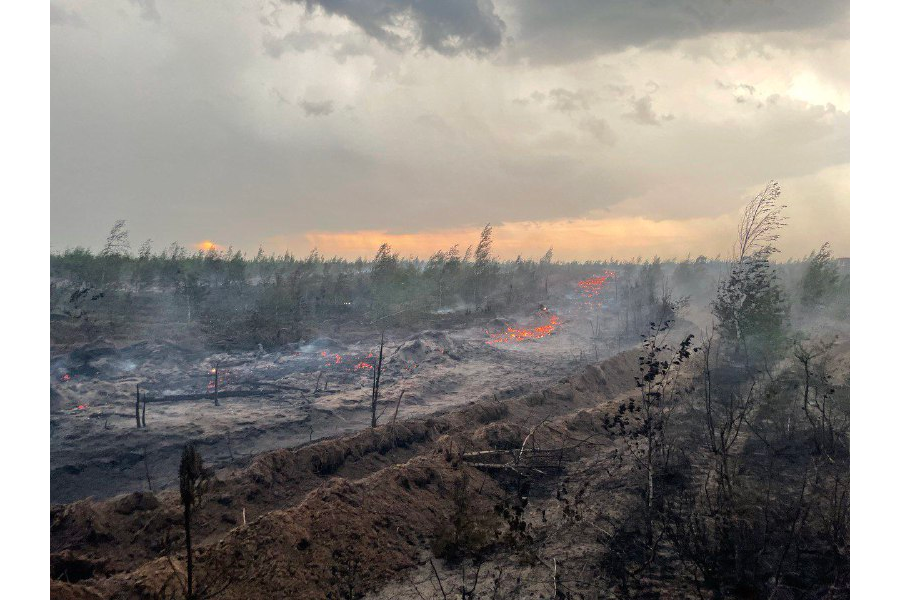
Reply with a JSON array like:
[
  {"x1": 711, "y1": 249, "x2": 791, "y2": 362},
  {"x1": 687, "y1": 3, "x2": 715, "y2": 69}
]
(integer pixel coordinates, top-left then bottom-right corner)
[{"x1": 50, "y1": 0, "x2": 850, "y2": 260}]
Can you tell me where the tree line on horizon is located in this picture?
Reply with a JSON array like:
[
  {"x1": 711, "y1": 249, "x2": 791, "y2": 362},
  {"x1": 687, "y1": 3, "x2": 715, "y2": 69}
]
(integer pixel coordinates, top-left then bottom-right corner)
[{"x1": 51, "y1": 201, "x2": 848, "y2": 350}]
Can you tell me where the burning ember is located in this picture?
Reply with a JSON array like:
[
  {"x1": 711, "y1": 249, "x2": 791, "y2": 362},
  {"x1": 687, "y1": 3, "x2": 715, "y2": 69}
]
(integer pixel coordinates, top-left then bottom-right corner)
[
  {"x1": 319, "y1": 351, "x2": 347, "y2": 367},
  {"x1": 486, "y1": 313, "x2": 561, "y2": 345},
  {"x1": 206, "y1": 367, "x2": 230, "y2": 392},
  {"x1": 318, "y1": 350, "x2": 386, "y2": 375},
  {"x1": 577, "y1": 271, "x2": 614, "y2": 298},
  {"x1": 577, "y1": 271, "x2": 615, "y2": 311}
]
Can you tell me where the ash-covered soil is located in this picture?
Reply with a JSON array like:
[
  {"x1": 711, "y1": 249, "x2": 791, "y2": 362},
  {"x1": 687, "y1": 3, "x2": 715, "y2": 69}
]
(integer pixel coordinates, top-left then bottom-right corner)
[{"x1": 51, "y1": 299, "x2": 624, "y2": 504}]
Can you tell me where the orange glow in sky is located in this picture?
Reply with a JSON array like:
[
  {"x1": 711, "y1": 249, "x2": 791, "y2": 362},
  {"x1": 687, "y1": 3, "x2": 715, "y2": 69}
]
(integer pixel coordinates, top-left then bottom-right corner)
[{"x1": 196, "y1": 240, "x2": 222, "y2": 252}]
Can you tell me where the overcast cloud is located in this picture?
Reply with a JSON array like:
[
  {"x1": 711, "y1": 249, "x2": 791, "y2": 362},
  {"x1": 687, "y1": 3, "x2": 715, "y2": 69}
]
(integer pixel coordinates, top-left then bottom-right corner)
[{"x1": 51, "y1": 0, "x2": 850, "y2": 259}]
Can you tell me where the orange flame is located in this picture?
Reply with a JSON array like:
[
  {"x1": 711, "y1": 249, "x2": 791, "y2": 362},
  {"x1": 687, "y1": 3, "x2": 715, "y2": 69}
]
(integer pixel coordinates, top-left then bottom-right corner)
[
  {"x1": 486, "y1": 313, "x2": 560, "y2": 345},
  {"x1": 577, "y1": 271, "x2": 614, "y2": 298}
]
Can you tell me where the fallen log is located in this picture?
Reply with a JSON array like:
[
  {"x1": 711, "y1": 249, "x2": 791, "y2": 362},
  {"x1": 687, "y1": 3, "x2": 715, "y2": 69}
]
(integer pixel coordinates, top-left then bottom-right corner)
[
  {"x1": 142, "y1": 389, "x2": 276, "y2": 404},
  {"x1": 464, "y1": 462, "x2": 549, "y2": 476}
]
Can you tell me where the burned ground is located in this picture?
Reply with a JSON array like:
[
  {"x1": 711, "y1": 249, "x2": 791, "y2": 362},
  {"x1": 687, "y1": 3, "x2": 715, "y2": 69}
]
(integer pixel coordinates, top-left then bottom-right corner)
[
  {"x1": 50, "y1": 248, "x2": 850, "y2": 599},
  {"x1": 51, "y1": 302, "x2": 624, "y2": 504},
  {"x1": 51, "y1": 345, "x2": 641, "y2": 598}
]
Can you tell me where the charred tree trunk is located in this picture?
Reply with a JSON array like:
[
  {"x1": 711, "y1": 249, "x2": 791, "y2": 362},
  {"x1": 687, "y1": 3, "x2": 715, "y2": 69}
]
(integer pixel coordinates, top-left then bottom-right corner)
[
  {"x1": 391, "y1": 390, "x2": 405, "y2": 444},
  {"x1": 184, "y1": 500, "x2": 194, "y2": 599},
  {"x1": 135, "y1": 384, "x2": 141, "y2": 429},
  {"x1": 213, "y1": 363, "x2": 220, "y2": 406},
  {"x1": 142, "y1": 447, "x2": 153, "y2": 491},
  {"x1": 179, "y1": 443, "x2": 205, "y2": 600},
  {"x1": 371, "y1": 332, "x2": 385, "y2": 428}
]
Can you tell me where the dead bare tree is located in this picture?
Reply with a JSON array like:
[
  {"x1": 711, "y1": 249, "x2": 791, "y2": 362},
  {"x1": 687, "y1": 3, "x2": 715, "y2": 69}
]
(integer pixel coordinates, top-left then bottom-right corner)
[
  {"x1": 590, "y1": 318, "x2": 601, "y2": 340},
  {"x1": 429, "y1": 559, "x2": 449, "y2": 600},
  {"x1": 371, "y1": 332, "x2": 385, "y2": 428},
  {"x1": 135, "y1": 384, "x2": 142, "y2": 429},
  {"x1": 793, "y1": 340, "x2": 845, "y2": 459},
  {"x1": 461, "y1": 416, "x2": 587, "y2": 478},
  {"x1": 142, "y1": 446, "x2": 153, "y2": 492},
  {"x1": 695, "y1": 334, "x2": 760, "y2": 537},
  {"x1": 178, "y1": 442, "x2": 208, "y2": 600},
  {"x1": 213, "y1": 363, "x2": 220, "y2": 406},
  {"x1": 391, "y1": 389, "x2": 405, "y2": 445}
]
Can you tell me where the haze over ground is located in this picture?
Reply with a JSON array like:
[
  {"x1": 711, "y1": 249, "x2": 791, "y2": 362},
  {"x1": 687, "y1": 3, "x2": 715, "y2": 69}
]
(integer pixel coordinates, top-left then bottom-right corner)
[{"x1": 51, "y1": 0, "x2": 849, "y2": 259}]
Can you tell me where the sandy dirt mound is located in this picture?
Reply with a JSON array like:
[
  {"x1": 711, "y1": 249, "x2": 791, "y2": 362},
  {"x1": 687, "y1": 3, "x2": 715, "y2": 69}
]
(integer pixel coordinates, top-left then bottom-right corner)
[
  {"x1": 100, "y1": 452, "x2": 504, "y2": 599},
  {"x1": 385, "y1": 330, "x2": 460, "y2": 369},
  {"x1": 50, "y1": 420, "x2": 445, "y2": 573},
  {"x1": 50, "y1": 581, "x2": 104, "y2": 600}
]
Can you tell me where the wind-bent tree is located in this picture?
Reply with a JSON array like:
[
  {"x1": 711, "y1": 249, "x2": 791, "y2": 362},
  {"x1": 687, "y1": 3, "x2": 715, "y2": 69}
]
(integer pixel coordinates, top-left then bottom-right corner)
[
  {"x1": 371, "y1": 243, "x2": 400, "y2": 317},
  {"x1": 99, "y1": 219, "x2": 131, "y2": 286},
  {"x1": 472, "y1": 224, "x2": 494, "y2": 304},
  {"x1": 799, "y1": 242, "x2": 841, "y2": 308},
  {"x1": 733, "y1": 181, "x2": 786, "y2": 262},
  {"x1": 713, "y1": 253, "x2": 788, "y2": 353},
  {"x1": 713, "y1": 182, "x2": 789, "y2": 358},
  {"x1": 101, "y1": 220, "x2": 131, "y2": 257}
]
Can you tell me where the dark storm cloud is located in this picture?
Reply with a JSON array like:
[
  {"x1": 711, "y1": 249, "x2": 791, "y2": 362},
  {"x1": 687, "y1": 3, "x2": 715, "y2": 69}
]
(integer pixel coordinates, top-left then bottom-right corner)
[
  {"x1": 49, "y1": 1, "x2": 849, "y2": 256},
  {"x1": 291, "y1": 0, "x2": 506, "y2": 56},
  {"x1": 507, "y1": 0, "x2": 849, "y2": 64}
]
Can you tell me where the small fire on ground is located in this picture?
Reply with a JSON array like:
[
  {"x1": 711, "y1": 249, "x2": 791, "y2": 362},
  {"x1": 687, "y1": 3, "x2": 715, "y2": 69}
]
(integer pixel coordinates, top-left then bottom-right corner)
[
  {"x1": 486, "y1": 311, "x2": 560, "y2": 345},
  {"x1": 577, "y1": 271, "x2": 614, "y2": 299}
]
